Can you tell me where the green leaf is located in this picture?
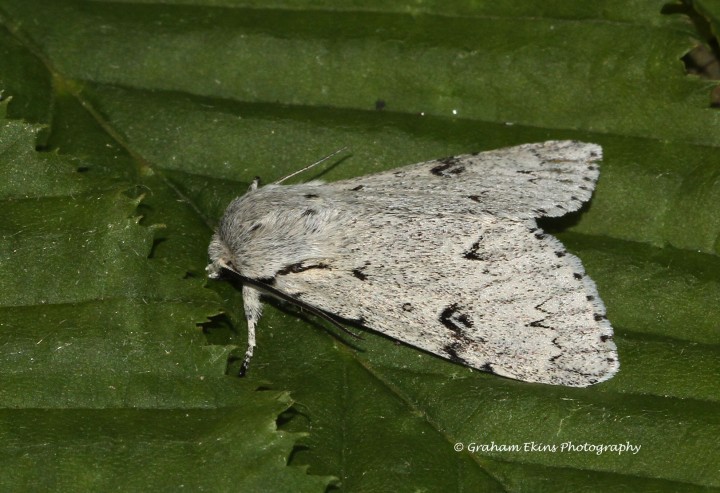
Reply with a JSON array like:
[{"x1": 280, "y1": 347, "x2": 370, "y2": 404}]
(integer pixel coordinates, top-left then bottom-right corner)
[
  {"x1": 0, "y1": 1, "x2": 718, "y2": 492},
  {"x1": 693, "y1": 0, "x2": 720, "y2": 35},
  {"x1": 0, "y1": 105, "x2": 334, "y2": 492}
]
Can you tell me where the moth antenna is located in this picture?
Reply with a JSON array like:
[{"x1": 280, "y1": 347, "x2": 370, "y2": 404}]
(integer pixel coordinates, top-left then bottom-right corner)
[
  {"x1": 219, "y1": 265, "x2": 363, "y2": 340},
  {"x1": 273, "y1": 147, "x2": 348, "y2": 185}
]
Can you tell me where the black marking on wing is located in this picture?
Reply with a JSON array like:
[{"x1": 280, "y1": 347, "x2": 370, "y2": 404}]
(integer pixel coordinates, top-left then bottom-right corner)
[
  {"x1": 555, "y1": 250, "x2": 566, "y2": 258},
  {"x1": 600, "y1": 334, "x2": 612, "y2": 342},
  {"x1": 551, "y1": 337, "x2": 563, "y2": 350},
  {"x1": 352, "y1": 261, "x2": 371, "y2": 281},
  {"x1": 443, "y1": 342, "x2": 469, "y2": 365},
  {"x1": 304, "y1": 193, "x2": 319, "y2": 199},
  {"x1": 534, "y1": 299, "x2": 552, "y2": 314},
  {"x1": 440, "y1": 303, "x2": 474, "y2": 334},
  {"x1": 463, "y1": 238, "x2": 484, "y2": 260},
  {"x1": 302, "y1": 209, "x2": 318, "y2": 217},
  {"x1": 528, "y1": 319, "x2": 551, "y2": 329},
  {"x1": 431, "y1": 156, "x2": 465, "y2": 177},
  {"x1": 480, "y1": 362, "x2": 495, "y2": 374},
  {"x1": 431, "y1": 162, "x2": 453, "y2": 176},
  {"x1": 249, "y1": 223, "x2": 262, "y2": 232},
  {"x1": 277, "y1": 262, "x2": 331, "y2": 276},
  {"x1": 350, "y1": 185, "x2": 364, "y2": 191},
  {"x1": 402, "y1": 303, "x2": 413, "y2": 312},
  {"x1": 549, "y1": 337, "x2": 564, "y2": 364},
  {"x1": 573, "y1": 272, "x2": 583, "y2": 280}
]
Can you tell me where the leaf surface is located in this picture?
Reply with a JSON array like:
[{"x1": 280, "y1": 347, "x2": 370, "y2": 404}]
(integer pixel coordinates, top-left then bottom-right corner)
[{"x1": 0, "y1": 1, "x2": 718, "y2": 491}]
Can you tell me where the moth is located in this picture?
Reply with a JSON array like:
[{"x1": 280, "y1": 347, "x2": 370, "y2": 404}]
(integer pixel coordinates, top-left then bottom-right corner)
[{"x1": 207, "y1": 140, "x2": 619, "y2": 387}]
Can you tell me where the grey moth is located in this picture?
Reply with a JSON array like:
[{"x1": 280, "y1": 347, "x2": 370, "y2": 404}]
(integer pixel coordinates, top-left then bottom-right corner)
[{"x1": 207, "y1": 140, "x2": 618, "y2": 387}]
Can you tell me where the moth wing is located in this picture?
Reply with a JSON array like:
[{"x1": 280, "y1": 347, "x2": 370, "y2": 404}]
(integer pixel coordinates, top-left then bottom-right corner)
[
  {"x1": 335, "y1": 140, "x2": 602, "y2": 219},
  {"x1": 270, "y1": 212, "x2": 617, "y2": 387}
]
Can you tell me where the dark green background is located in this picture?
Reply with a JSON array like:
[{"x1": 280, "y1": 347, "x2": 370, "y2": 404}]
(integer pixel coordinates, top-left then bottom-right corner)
[{"x1": 0, "y1": 1, "x2": 718, "y2": 492}]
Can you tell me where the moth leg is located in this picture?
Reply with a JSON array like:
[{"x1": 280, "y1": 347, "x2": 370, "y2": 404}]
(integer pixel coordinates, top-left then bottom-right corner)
[{"x1": 240, "y1": 285, "x2": 263, "y2": 376}]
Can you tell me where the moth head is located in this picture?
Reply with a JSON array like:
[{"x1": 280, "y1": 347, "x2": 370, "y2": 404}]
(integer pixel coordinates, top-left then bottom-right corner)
[
  {"x1": 208, "y1": 181, "x2": 344, "y2": 281},
  {"x1": 206, "y1": 233, "x2": 236, "y2": 279}
]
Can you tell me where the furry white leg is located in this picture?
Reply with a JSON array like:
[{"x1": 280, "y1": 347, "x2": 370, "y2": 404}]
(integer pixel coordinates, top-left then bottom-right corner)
[{"x1": 240, "y1": 285, "x2": 263, "y2": 375}]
